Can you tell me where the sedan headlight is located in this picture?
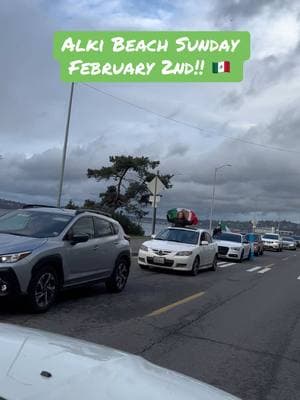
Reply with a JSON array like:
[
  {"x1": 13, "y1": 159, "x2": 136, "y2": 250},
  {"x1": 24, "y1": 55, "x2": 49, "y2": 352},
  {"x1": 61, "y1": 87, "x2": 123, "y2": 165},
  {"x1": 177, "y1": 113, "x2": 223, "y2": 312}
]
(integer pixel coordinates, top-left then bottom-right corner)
[
  {"x1": 0, "y1": 252, "x2": 31, "y2": 263},
  {"x1": 231, "y1": 247, "x2": 241, "y2": 251},
  {"x1": 176, "y1": 251, "x2": 193, "y2": 256},
  {"x1": 140, "y1": 245, "x2": 148, "y2": 252}
]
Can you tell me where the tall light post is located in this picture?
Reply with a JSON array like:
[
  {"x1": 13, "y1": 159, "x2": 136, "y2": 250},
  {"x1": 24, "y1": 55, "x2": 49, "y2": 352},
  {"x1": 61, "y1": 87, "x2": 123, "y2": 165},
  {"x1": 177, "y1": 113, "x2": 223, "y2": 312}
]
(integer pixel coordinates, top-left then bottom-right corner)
[
  {"x1": 209, "y1": 164, "x2": 232, "y2": 233},
  {"x1": 57, "y1": 82, "x2": 75, "y2": 207}
]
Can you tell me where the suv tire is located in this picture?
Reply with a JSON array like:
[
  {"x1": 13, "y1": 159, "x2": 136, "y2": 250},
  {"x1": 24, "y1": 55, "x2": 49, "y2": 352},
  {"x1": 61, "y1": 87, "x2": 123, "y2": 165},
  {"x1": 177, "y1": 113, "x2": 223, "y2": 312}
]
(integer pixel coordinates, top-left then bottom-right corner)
[
  {"x1": 28, "y1": 266, "x2": 59, "y2": 313},
  {"x1": 106, "y1": 257, "x2": 130, "y2": 293}
]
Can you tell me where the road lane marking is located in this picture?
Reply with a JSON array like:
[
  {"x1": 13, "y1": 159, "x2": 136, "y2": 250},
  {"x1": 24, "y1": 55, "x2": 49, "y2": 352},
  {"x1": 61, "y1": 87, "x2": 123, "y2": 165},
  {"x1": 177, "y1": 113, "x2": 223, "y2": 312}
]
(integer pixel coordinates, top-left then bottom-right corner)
[
  {"x1": 217, "y1": 261, "x2": 229, "y2": 265},
  {"x1": 247, "y1": 266, "x2": 262, "y2": 272},
  {"x1": 218, "y1": 263, "x2": 236, "y2": 268},
  {"x1": 282, "y1": 257, "x2": 289, "y2": 261},
  {"x1": 297, "y1": 276, "x2": 300, "y2": 280},
  {"x1": 147, "y1": 291, "x2": 205, "y2": 317},
  {"x1": 256, "y1": 264, "x2": 274, "y2": 274},
  {"x1": 258, "y1": 268, "x2": 272, "y2": 274}
]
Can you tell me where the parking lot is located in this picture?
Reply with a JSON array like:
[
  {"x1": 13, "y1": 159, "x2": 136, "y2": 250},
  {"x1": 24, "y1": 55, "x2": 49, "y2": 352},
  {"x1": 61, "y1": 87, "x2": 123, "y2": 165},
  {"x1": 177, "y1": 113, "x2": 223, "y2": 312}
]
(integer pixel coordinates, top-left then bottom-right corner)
[{"x1": 1, "y1": 247, "x2": 299, "y2": 400}]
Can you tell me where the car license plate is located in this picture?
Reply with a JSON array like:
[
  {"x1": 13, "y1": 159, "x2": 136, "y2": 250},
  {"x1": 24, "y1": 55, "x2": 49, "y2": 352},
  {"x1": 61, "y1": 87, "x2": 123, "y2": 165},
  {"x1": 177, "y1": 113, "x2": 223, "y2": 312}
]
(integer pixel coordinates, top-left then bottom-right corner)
[{"x1": 153, "y1": 256, "x2": 165, "y2": 264}]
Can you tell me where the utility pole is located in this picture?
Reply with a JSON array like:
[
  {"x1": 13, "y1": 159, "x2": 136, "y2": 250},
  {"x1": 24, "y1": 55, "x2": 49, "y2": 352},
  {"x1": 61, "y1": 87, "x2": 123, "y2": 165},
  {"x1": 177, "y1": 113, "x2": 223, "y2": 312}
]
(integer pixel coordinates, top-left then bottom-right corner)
[
  {"x1": 57, "y1": 82, "x2": 74, "y2": 208},
  {"x1": 151, "y1": 170, "x2": 159, "y2": 235}
]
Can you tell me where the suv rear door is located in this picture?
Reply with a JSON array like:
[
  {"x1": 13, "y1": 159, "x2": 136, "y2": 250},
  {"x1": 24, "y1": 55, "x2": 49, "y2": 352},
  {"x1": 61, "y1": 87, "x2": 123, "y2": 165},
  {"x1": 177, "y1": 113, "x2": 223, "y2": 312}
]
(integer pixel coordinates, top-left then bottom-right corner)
[
  {"x1": 93, "y1": 217, "x2": 120, "y2": 273},
  {"x1": 64, "y1": 217, "x2": 105, "y2": 280}
]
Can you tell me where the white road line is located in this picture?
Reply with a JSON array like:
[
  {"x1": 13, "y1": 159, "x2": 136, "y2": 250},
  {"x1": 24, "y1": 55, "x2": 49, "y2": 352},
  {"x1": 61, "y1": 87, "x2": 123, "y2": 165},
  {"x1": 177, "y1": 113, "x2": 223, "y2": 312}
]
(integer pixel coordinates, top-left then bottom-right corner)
[
  {"x1": 297, "y1": 275, "x2": 300, "y2": 280},
  {"x1": 282, "y1": 257, "x2": 289, "y2": 261},
  {"x1": 217, "y1": 261, "x2": 229, "y2": 265},
  {"x1": 247, "y1": 266, "x2": 262, "y2": 272},
  {"x1": 218, "y1": 263, "x2": 236, "y2": 268},
  {"x1": 258, "y1": 267, "x2": 272, "y2": 274}
]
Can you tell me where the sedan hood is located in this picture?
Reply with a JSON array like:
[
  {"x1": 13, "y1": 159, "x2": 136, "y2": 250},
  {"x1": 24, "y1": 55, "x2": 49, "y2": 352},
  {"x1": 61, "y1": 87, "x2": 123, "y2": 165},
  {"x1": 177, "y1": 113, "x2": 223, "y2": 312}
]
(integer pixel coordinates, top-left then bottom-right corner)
[
  {"x1": 0, "y1": 233, "x2": 47, "y2": 254},
  {"x1": 143, "y1": 239, "x2": 196, "y2": 252},
  {"x1": 0, "y1": 323, "x2": 239, "y2": 400},
  {"x1": 214, "y1": 240, "x2": 243, "y2": 248}
]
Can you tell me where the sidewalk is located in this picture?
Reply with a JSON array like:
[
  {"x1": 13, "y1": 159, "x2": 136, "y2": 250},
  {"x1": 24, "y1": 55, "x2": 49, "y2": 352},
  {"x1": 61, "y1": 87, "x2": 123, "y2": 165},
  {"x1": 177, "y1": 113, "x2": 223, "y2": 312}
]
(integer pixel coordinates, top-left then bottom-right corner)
[{"x1": 130, "y1": 236, "x2": 149, "y2": 256}]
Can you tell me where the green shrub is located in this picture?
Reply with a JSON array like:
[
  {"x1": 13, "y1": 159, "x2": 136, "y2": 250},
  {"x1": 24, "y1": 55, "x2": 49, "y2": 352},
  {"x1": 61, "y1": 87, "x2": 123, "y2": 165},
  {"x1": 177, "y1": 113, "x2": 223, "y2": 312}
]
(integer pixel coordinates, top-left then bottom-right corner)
[{"x1": 112, "y1": 212, "x2": 144, "y2": 236}]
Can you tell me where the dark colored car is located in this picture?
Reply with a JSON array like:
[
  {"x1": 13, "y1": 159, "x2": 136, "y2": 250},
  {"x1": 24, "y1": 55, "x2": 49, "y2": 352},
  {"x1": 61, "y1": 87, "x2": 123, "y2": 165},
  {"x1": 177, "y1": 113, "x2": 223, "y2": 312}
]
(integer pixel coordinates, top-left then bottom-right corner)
[
  {"x1": 245, "y1": 233, "x2": 264, "y2": 256},
  {"x1": 293, "y1": 235, "x2": 300, "y2": 247}
]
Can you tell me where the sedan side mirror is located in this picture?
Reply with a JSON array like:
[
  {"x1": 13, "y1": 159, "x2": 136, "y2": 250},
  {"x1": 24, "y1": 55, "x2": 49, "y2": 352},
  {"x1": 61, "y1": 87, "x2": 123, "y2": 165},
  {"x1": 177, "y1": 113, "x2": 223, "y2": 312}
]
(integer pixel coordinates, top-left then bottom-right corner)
[
  {"x1": 71, "y1": 233, "x2": 90, "y2": 245},
  {"x1": 201, "y1": 240, "x2": 209, "y2": 246},
  {"x1": 151, "y1": 234, "x2": 156, "y2": 239}
]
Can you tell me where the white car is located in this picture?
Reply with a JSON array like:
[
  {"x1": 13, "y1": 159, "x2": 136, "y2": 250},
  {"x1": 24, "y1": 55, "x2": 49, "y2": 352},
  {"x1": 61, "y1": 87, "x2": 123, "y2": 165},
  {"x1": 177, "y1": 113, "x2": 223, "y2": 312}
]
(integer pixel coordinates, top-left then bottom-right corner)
[
  {"x1": 213, "y1": 232, "x2": 251, "y2": 262},
  {"x1": 138, "y1": 227, "x2": 218, "y2": 275},
  {"x1": 0, "y1": 323, "x2": 240, "y2": 400},
  {"x1": 261, "y1": 233, "x2": 283, "y2": 251}
]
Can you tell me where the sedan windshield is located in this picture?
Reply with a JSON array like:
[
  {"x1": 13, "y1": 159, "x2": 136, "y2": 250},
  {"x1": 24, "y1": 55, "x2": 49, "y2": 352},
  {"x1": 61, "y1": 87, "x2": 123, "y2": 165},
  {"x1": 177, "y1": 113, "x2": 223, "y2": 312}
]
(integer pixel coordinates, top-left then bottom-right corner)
[
  {"x1": 0, "y1": 211, "x2": 73, "y2": 238},
  {"x1": 282, "y1": 237, "x2": 294, "y2": 242},
  {"x1": 155, "y1": 229, "x2": 199, "y2": 245},
  {"x1": 214, "y1": 232, "x2": 241, "y2": 243},
  {"x1": 263, "y1": 234, "x2": 279, "y2": 240}
]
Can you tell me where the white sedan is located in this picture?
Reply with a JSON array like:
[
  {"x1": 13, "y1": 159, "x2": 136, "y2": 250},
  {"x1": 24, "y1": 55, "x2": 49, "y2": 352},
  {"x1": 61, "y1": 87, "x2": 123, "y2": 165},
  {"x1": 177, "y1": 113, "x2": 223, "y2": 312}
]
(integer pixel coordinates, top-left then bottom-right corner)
[
  {"x1": 213, "y1": 232, "x2": 251, "y2": 262},
  {"x1": 0, "y1": 323, "x2": 240, "y2": 400},
  {"x1": 138, "y1": 227, "x2": 218, "y2": 275}
]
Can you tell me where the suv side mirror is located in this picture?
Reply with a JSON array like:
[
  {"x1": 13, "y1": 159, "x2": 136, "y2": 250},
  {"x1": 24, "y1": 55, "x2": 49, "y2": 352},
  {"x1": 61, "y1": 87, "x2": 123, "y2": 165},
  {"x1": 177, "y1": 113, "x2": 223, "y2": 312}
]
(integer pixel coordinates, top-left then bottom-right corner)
[
  {"x1": 71, "y1": 233, "x2": 90, "y2": 245},
  {"x1": 201, "y1": 240, "x2": 209, "y2": 246},
  {"x1": 151, "y1": 234, "x2": 156, "y2": 239},
  {"x1": 243, "y1": 240, "x2": 249, "y2": 244}
]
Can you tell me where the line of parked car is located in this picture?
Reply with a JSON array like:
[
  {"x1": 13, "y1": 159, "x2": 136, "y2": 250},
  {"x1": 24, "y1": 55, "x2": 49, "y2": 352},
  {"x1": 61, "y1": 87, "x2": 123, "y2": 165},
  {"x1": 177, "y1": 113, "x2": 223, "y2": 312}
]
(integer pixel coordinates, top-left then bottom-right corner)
[{"x1": 138, "y1": 228, "x2": 298, "y2": 273}]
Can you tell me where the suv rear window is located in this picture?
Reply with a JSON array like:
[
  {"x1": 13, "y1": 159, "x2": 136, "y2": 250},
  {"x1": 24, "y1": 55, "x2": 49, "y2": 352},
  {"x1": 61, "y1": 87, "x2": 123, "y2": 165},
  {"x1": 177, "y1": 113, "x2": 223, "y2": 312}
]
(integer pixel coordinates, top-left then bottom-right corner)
[{"x1": 94, "y1": 218, "x2": 114, "y2": 237}]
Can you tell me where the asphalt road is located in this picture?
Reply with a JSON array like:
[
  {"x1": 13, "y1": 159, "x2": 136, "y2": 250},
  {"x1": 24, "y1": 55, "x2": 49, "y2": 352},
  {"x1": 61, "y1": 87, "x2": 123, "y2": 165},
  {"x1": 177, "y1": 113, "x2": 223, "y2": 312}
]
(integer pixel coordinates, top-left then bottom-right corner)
[{"x1": 1, "y1": 249, "x2": 300, "y2": 400}]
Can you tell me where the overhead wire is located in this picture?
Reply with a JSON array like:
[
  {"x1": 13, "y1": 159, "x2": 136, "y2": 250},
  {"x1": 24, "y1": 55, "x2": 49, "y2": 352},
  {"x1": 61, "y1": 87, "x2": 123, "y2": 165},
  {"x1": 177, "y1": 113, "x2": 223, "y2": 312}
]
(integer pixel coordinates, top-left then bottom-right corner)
[{"x1": 80, "y1": 83, "x2": 300, "y2": 155}]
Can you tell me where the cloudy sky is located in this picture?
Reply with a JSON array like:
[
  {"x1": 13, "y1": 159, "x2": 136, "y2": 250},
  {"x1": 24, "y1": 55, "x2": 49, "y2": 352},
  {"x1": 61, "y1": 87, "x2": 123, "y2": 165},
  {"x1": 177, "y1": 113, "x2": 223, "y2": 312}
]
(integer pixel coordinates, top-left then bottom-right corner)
[{"x1": 1, "y1": 0, "x2": 300, "y2": 222}]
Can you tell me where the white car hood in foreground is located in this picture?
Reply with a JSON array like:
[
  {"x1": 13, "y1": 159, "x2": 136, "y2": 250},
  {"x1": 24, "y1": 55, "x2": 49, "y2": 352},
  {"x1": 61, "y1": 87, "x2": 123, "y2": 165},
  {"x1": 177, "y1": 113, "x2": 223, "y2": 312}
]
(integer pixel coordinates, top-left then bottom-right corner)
[
  {"x1": 0, "y1": 323, "x2": 239, "y2": 400},
  {"x1": 143, "y1": 239, "x2": 197, "y2": 252},
  {"x1": 214, "y1": 240, "x2": 243, "y2": 248}
]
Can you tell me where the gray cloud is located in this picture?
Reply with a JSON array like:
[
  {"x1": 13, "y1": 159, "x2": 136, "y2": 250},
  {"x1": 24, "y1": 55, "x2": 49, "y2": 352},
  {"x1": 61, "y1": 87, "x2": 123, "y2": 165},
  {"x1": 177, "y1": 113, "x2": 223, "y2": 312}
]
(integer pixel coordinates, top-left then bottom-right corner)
[{"x1": 1, "y1": 0, "x2": 300, "y2": 223}]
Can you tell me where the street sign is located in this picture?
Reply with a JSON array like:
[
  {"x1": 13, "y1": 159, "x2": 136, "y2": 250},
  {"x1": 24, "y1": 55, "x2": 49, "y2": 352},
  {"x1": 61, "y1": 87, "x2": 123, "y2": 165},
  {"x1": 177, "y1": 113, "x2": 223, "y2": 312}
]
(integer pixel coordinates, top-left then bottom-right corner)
[
  {"x1": 149, "y1": 195, "x2": 161, "y2": 207},
  {"x1": 146, "y1": 176, "x2": 165, "y2": 195}
]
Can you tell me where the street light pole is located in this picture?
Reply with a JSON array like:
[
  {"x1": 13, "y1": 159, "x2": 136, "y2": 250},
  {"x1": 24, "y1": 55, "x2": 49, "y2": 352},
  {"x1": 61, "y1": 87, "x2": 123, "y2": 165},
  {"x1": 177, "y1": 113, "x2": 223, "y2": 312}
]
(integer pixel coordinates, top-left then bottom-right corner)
[
  {"x1": 209, "y1": 164, "x2": 232, "y2": 234},
  {"x1": 57, "y1": 82, "x2": 74, "y2": 208},
  {"x1": 151, "y1": 170, "x2": 159, "y2": 235}
]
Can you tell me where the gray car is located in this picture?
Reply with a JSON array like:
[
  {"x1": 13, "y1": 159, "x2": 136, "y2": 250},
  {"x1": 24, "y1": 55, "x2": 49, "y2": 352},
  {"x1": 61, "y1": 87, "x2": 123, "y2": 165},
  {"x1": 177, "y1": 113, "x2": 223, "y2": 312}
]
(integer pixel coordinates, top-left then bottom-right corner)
[{"x1": 0, "y1": 206, "x2": 131, "y2": 312}]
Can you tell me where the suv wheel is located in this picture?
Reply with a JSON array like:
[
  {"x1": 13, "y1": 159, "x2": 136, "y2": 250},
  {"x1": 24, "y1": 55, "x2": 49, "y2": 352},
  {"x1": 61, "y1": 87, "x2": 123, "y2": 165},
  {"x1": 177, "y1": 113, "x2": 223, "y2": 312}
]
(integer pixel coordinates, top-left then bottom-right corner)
[
  {"x1": 106, "y1": 257, "x2": 130, "y2": 293},
  {"x1": 28, "y1": 266, "x2": 59, "y2": 313}
]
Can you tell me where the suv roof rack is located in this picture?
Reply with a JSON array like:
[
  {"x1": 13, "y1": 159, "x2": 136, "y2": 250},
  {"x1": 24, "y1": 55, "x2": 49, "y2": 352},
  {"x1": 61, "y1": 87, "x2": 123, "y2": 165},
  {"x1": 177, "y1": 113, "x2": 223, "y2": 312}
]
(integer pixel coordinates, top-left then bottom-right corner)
[
  {"x1": 75, "y1": 209, "x2": 112, "y2": 217},
  {"x1": 22, "y1": 204, "x2": 58, "y2": 209}
]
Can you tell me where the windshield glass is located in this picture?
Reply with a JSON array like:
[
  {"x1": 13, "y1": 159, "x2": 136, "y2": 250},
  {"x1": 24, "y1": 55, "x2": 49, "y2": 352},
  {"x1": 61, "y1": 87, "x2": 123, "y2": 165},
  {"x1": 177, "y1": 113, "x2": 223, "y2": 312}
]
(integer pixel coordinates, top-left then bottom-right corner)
[
  {"x1": 213, "y1": 232, "x2": 241, "y2": 243},
  {"x1": 263, "y1": 234, "x2": 279, "y2": 240},
  {"x1": 0, "y1": 210, "x2": 73, "y2": 238},
  {"x1": 155, "y1": 228, "x2": 199, "y2": 245}
]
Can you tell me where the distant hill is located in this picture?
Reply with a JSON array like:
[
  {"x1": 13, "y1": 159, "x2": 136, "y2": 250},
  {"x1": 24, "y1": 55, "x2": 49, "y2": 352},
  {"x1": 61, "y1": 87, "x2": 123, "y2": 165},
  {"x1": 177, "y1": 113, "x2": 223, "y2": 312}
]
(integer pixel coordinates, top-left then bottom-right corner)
[{"x1": 0, "y1": 198, "x2": 23, "y2": 209}]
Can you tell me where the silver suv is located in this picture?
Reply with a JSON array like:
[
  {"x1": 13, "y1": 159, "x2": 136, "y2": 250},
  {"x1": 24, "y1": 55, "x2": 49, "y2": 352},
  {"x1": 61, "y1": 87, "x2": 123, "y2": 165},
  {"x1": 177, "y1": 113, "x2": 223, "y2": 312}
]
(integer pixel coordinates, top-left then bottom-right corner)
[{"x1": 0, "y1": 206, "x2": 131, "y2": 312}]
